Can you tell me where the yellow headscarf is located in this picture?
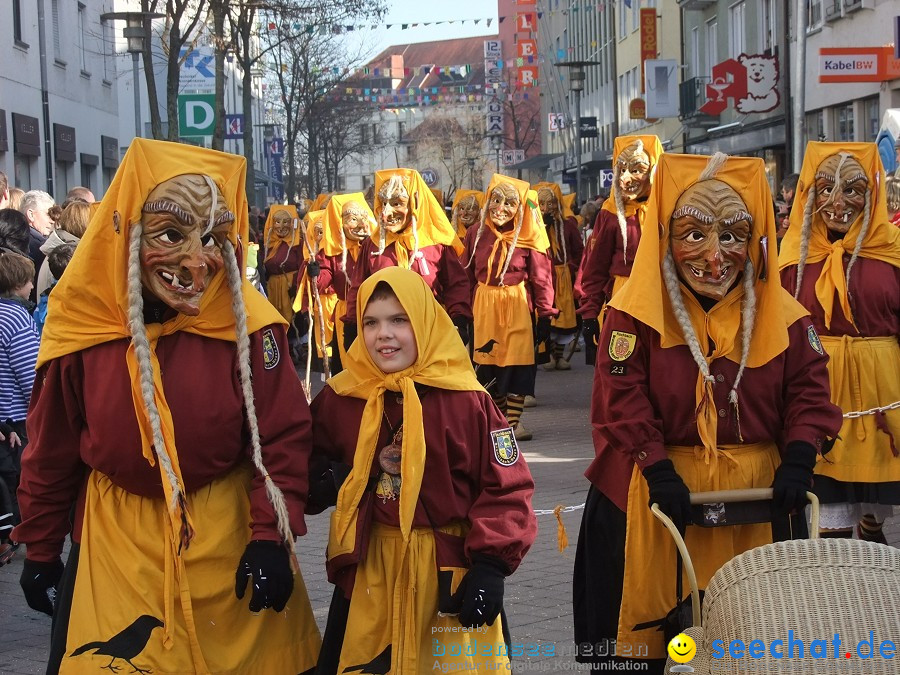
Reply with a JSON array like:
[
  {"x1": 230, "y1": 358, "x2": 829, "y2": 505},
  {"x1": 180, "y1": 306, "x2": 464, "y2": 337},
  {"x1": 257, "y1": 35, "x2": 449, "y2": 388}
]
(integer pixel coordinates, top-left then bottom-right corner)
[
  {"x1": 301, "y1": 209, "x2": 326, "y2": 261},
  {"x1": 430, "y1": 187, "x2": 444, "y2": 207},
  {"x1": 533, "y1": 181, "x2": 569, "y2": 259},
  {"x1": 328, "y1": 267, "x2": 483, "y2": 551},
  {"x1": 611, "y1": 153, "x2": 807, "y2": 456},
  {"x1": 561, "y1": 192, "x2": 581, "y2": 226},
  {"x1": 311, "y1": 192, "x2": 332, "y2": 211},
  {"x1": 451, "y1": 189, "x2": 484, "y2": 238},
  {"x1": 373, "y1": 168, "x2": 464, "y2": 260},
  {"x1": 475, "y1": 175, "x2": 550, "y2": 282},
  {"x1": 262, "y1": 204, "x2": 302, "y2": 261},
  {"x1": 320, "y1": 192, "x2": 377, "y2": 258},
  {"x1": 38, "y1": 138, "x2": 285, "y2": 549},
  {"x1": 778, "y1": 141, "x2": 900, "y2": 329},
  {"x1": 601, "y1": 134, "x2": 665, "y2": 218}
]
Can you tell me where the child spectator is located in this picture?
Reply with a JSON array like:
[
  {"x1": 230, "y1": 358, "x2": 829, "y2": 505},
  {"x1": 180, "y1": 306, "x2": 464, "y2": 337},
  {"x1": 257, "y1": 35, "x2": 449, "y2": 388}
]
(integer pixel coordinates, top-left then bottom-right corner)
[
  {"x1": 309, "y1": 267, "x2": 537, "y2": 674},
  {"x1": 33, "y1": 243, "x2": 76, "y2": 335},
  {"x1": 0, "y1": 251, "x2": 40, "y2": 565}
]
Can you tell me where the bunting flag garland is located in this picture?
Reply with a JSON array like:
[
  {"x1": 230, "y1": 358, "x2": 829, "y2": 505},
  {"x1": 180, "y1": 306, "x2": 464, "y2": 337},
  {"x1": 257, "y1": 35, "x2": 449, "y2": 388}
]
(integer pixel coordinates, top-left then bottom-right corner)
[{"x1": 261, "y1": 1, "x2": 627, "y2": 36}]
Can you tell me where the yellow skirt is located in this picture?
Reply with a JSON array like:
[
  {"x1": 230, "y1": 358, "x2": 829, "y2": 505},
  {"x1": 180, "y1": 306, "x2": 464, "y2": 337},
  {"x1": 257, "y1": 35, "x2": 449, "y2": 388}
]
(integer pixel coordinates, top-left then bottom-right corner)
[
  {"x1": 473, "y1": 282, "x2": 534, "y2": 367},
  {"x1": 617, "y1": 443, "x2": 778, "y2": 660},
  {"x1": 62, "y1": 468, "x2": 321, "y2": 675},
  {"x1": 339, "y1": 522, "x2": 509, "y2": 674},
  {"x1": 267, "y1": 272, "x2": 296, "y2": 323},
  {"x1": 551, "y1": 264, "x2": 577, "y2": 331},
  {"x1": 816, "y1": 336, "x2": 900, "y2": 483},
  {"x1": 312, "y1": 291, "x2": 339, "y2": 359}
]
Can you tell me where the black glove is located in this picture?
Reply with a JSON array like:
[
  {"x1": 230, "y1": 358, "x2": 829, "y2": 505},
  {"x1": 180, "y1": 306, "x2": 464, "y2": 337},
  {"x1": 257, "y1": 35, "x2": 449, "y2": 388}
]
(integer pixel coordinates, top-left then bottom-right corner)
[
  {"x1": 535, "y1": 316, "x2": 552, "y2": 345},
  {"x1": 235, "y1": 540, "x2": 294, "y2": 612},
  {"x1": 21, "y1": 558, "x2": 64, "y2": 616},
  {"x1": 451, "y1": 315, "x2": 471, "y2": 346},
  {"x1": 306, "y1": 260, "x2": 320, "y2": 278},
  {"x1": 456, "y1": 556, "x2": 506, "y2": 628},
  {"x1": 643, "y1": 459, "x2": 692, "y2": 533},
  {"x1": 343, "y1": 322, "x2": 358, "y2": 352},
  {"x1": 582, "y1": 318, "x2": 599, "y2": 348},
  {"x1": 772, "y1": 441, "x2": 817, "y2": 513}
]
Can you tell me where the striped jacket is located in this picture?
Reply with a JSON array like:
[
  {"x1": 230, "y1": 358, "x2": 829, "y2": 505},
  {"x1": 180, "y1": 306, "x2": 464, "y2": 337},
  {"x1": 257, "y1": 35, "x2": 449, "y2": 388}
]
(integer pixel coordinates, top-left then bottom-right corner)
[{"x1": 0, "y1": 298, "x2": 40, "y2": 422}]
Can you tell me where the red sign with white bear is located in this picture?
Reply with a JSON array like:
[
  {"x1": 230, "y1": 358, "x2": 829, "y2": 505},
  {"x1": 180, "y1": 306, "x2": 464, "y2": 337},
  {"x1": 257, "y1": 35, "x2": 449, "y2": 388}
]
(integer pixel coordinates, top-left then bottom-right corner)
[{"x1": 699, "y1": 53, "x2": 780, "y2": 116}]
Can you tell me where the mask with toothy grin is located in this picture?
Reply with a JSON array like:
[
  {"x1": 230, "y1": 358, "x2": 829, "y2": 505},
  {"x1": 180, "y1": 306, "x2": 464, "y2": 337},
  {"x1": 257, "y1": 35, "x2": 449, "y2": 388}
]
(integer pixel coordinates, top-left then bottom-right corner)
[{"x1": 814, "y1": 153, "x2": 868, "y2": 235}]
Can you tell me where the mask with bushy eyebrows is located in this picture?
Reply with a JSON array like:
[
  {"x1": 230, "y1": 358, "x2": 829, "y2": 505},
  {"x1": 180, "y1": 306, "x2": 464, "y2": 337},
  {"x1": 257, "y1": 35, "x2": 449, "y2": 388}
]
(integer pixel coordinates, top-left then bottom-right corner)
[{"x1": 669, "y1": 179, "x2": 752, "y2": 301}]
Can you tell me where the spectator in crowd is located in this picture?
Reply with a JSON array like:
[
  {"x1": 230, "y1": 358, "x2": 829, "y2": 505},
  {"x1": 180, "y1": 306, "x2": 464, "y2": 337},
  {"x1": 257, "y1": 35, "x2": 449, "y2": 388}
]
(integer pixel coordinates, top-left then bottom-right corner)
[
  {"x1": 886, "y1": 173, "x2": 900, "y2": 225},
  {"x1": 64, "y1": 186, "x2": 95, "y2": 204},
  {"x1": 36, "y1": 200, "x2": 88, "y2": 297},
  {"x1": 0, "y1": 251, "x2": 40, "y2": 568},
  {"x1": 32, "y1": 243, "x2": 77, "y2": 335},
  {"x1": 0, "y1": 209, "x2": 31, "y2": 256},
  {"x1": 21, "y1": 190, "x2": 56, "y2": 299},
  {"x1": 7, "y1": 188, "x2": 25, "y2": 212},
  {"x1": 0, "y1": 171, "x2": 9, "y2": 209},
  {"x1": 776, "y1": 173, "x2": 800, "y2": 242}
]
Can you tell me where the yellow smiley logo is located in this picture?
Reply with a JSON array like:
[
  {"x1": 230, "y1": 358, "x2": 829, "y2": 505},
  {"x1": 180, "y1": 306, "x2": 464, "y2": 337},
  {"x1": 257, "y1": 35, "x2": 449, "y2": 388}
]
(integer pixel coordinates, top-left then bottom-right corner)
[{"x1": 667, "y1": 633, "x2": 697, "y2": 663}]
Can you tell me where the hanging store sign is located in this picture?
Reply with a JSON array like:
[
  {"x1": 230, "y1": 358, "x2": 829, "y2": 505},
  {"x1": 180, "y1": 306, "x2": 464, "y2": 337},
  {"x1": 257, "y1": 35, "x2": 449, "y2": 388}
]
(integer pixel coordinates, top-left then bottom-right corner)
[
  {"x1": 819, "y1": 47, "x2": 900, "y2": 83},
  {"x1": 699, "y1": 54, "x2": 780, "y2": 116},
  {"x1": 629, "y1": 98, "x2": 646, "y2": 120},
  {"x1": 484, "y1": 39, "x2": 504, "y2": 137},
  {"x1": 640, "y1": 8, "x2": 657, "y2": 91}
]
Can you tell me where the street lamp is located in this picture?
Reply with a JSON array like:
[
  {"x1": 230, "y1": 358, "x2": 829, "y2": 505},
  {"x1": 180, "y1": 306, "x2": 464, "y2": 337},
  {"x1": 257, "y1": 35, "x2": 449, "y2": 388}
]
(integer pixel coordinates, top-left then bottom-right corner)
[
  {"x1": 554, "y1": 60, "x2": 600, "y2": 203},
  {"x1": 490, "y1": 134, "x2": 503, "y2": 174},
  {"x1": 101, "y1": 12, "x2": 163, "y2": 139}
]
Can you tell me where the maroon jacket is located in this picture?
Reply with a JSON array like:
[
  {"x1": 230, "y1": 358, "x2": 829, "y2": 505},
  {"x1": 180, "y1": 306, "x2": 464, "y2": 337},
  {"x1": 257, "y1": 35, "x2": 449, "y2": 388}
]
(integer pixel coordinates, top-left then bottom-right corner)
[
  {"x1": 587, "y1": 307, "x2": 843, "y2": 512},
  {"x1": 315, "y1": 249, "x2": 362, "y2": 302},
  {"x1": 264, "y1": 244, "x2": 304, "y2": 277},
  {"x1": 546, "y1": 216, "x2": 585, "y2": 279},
  {"x1": 15, "y1": 326, "x2": 312, "y2": 562},
  {"x1": 780, "y1": 257, "x2": 900, "y2": 339},
  {"x1": 310, "y1": 386, "x2": 537, "y2": 574},
  {"x1": 344, "y1": 238, "x2": 472, "y2": 323},
  {"x1": 462, "y1": 223, "x2": 557, "y2": 318},
  {"x1": 576, "y1": 208, "x2": 642, "y2": 319}
]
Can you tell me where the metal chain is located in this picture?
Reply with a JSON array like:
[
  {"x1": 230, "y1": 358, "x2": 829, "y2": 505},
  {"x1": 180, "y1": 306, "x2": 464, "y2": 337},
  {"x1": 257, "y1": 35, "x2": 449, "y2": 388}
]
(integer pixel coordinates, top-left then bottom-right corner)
[
  {"x1": 843, "y1": 400, "x2": 900, "y2": 419},
  {"x1": 533, "y1": 503, "x2": 585, "y2": 516}
]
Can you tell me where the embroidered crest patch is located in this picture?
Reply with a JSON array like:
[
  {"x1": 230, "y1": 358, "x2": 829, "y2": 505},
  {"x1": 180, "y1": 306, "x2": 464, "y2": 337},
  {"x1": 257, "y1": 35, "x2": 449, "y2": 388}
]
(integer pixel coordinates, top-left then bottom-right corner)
[
  {"x1": 807, "y1": 325, "x2": 824, "y2": 355},
  {"x1": 262, "y1": 328, "x2": 280, "y2": 369},
  {"x1": 608, "y1": 330, "x2": 636, "y2": 362},
  {"x1": 491, "y1": 428, "x2": 519, "y2": 467}
]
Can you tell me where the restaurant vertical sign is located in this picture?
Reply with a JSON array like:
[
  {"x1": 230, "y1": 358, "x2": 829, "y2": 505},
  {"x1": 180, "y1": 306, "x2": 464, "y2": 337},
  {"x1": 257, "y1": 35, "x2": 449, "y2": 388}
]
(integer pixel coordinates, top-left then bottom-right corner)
[
  {"x1": 640, "y1": 8, "x2": 657, "y2": 92},
  {"x1": 484, "y1": 39, "x2": 504, "y2": 137}
]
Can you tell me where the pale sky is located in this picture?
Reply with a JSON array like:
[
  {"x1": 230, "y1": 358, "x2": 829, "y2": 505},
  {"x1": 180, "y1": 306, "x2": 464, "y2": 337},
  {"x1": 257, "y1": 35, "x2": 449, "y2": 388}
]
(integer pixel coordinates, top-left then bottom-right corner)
[{"x1": 349, "y1": 0, "x2": 500, "y2": 62}]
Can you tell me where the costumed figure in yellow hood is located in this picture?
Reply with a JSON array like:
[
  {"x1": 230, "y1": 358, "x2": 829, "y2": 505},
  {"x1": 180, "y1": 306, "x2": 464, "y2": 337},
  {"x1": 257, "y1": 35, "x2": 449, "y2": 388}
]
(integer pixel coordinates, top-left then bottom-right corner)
[
  {"x1": 450, "y1": 189, "x2": 484, "y2": 241},
  {"x1": 343, "y1": 168, "x2": 472, "y2": 353},
  {"x1": 462, "y1": 174, "x2": 558, "y2": 442},
  {"x1": 303, "y1": 193, "x2": 377, "y2": 374},
  {"x1": 534, "y1": 182, "x2": 584, "y2": 371},
  {"x1": 262, "y1": 203, "x2": 307, "y2": 364},
  {"x1": 13, "y1": 139, "x2": 321, "y2": 674},
  {"x1": 572, "y1": 152, "x2": 841, "y2": 672},
  {"x1": 576, "y1": 135, "x2": 664, "y2": 365},
  {"x1": 779, "y1": 142, "x2": 900, "y2": 542},
  {"x1": 307, "y1": 267, "x2": 537, "y2": 675}
]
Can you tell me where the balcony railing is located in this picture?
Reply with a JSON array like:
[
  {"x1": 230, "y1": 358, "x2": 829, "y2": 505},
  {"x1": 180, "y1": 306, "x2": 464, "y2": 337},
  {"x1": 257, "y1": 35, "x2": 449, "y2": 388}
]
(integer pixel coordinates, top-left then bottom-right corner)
[{"x1": 679, "y1": 77, "x2": 720, "y2": 127}]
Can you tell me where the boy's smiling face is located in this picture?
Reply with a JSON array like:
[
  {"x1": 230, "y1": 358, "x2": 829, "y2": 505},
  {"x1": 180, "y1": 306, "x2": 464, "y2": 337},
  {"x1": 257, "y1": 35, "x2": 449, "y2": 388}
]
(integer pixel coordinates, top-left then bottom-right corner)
[{"x1": 362, "y1": 293, "x2": 418, "y2": 373}]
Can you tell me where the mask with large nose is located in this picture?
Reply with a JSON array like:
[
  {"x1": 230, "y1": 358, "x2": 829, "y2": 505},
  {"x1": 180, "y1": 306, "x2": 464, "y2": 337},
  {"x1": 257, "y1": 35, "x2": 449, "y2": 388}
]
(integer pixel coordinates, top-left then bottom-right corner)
[
  {"x1": 814, "y1": 153, "x2": 868, "y2": 235},
  {"x1": 139, "y1": 174, "x2": 233, "y2": 316},
  {"x1": 378, "y1": 176, "x2": 412, "y2": 233},
  {"x1": 669, "y1": 179, "x2": 752, "y2": 301},
  {"x1": 616, "y1": 143, "x2": 652, "y2": 202}
]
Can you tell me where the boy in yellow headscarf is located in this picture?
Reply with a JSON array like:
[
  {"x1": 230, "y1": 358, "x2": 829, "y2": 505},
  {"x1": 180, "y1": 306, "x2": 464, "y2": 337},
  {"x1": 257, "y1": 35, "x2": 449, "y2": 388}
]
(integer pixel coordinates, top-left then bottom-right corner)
[
  {"x1": 573, "y1": 152, "x2": 841, "y2": 673},
  {"x1": 779, "y1": 142, "x2": 900, "y2": 542},
  {"x1": 462, "y1": 174, "x2": 557, "y2": 442},
  {"x1": 343, "y1": 168, "x2": 472, "y2": 351},
  {"x1": 534, "y1": 181, "x2": 584, "y2": 370},
  {"x1": 13, "y1": 139, "x2": 321, "y2": 674},
  {"x1": 308, "y1": 267, "x2": 537, "y2": 675},
  {"x1": 576, "y1": 135, "x2": 664, "y2": 364}
]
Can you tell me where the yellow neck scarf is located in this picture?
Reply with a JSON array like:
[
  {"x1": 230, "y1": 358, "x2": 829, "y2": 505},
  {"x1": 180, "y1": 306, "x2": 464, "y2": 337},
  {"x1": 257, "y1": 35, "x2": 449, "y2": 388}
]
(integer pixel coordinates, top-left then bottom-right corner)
[
  {"x1": 328, "y1": 267, "x2": 483, "y2": 551},
  {"x1": 778, "y1": 142, "x2": 900, "y2": 329},
  {"x1": 611, "y1": 153, "x2": 807, "y2": 458}
]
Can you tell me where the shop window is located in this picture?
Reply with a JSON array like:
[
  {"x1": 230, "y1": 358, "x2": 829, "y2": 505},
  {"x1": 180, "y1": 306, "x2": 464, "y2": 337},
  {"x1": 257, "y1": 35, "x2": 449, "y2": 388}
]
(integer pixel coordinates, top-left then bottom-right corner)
[
  {"x1": 865, "y1": 98, "x2": 879, "y2": 141},
  {"x1": 835, "y1": 104, "x2": 854, "y2": 142}
]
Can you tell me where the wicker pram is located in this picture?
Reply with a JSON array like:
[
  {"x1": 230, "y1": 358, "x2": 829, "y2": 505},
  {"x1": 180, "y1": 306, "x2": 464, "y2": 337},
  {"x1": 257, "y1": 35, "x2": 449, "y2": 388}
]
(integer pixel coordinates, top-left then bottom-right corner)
[{"x1": 657, "y1": 489, "x2": 900, "y2": 675}]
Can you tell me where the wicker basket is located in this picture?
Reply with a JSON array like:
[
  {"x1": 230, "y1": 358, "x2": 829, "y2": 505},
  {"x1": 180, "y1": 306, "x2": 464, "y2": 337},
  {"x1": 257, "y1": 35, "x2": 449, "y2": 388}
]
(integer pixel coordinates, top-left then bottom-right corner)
[{"x1": 664, "y1": 537, "x2": 900, "y2": 674}]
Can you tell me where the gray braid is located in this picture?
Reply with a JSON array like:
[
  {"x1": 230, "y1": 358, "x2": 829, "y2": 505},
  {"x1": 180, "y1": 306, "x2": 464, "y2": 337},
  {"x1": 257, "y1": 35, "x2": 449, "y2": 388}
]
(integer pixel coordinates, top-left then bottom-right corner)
[
  {"x1": 223, "y1": 240, "x2": 294, "y2": 545},
  {"x1": 554, "y1": 218, "x2": 568, "y2": 265},
  {"x1": 340, "y1": 227, "x2": 348, "y2": 274},
  {"x1": 698, "y1": 152, "x2": 728, "y2": 182},
  {"x1": 728, "y1": 258, "x2": 757, "y2": 441},
  {"x1": 465, "y1": 219, "x2": 486, "y2": 269},
  {"x1": 126, "y1": 222, "x2": 182, "y2": 509},
  {"x1": 662, "y1": 250, "x2": 715, "y2": 385},
  {"x1": 376, "y1": 221, "x2": 387, "y2": 256},
  {"x1": 794, "y1": 188, "x2": 816, "y2": 298},
  {"x1": 409, "y1": 215, "x2": 420, "y2": 270},
  {"x1": 497, "y1": 204, "x2": 526, "y2": 285},
  {"x1": 844, "y1": 188, "x2": 871, "y2": 310}
]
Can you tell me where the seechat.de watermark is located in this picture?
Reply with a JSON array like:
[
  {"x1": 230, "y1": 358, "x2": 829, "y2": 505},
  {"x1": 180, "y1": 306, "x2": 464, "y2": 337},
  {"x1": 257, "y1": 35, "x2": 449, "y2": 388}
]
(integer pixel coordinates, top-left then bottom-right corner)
[{"x1": 711, "y1": 631, "x2": 896, "y2": 662}]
